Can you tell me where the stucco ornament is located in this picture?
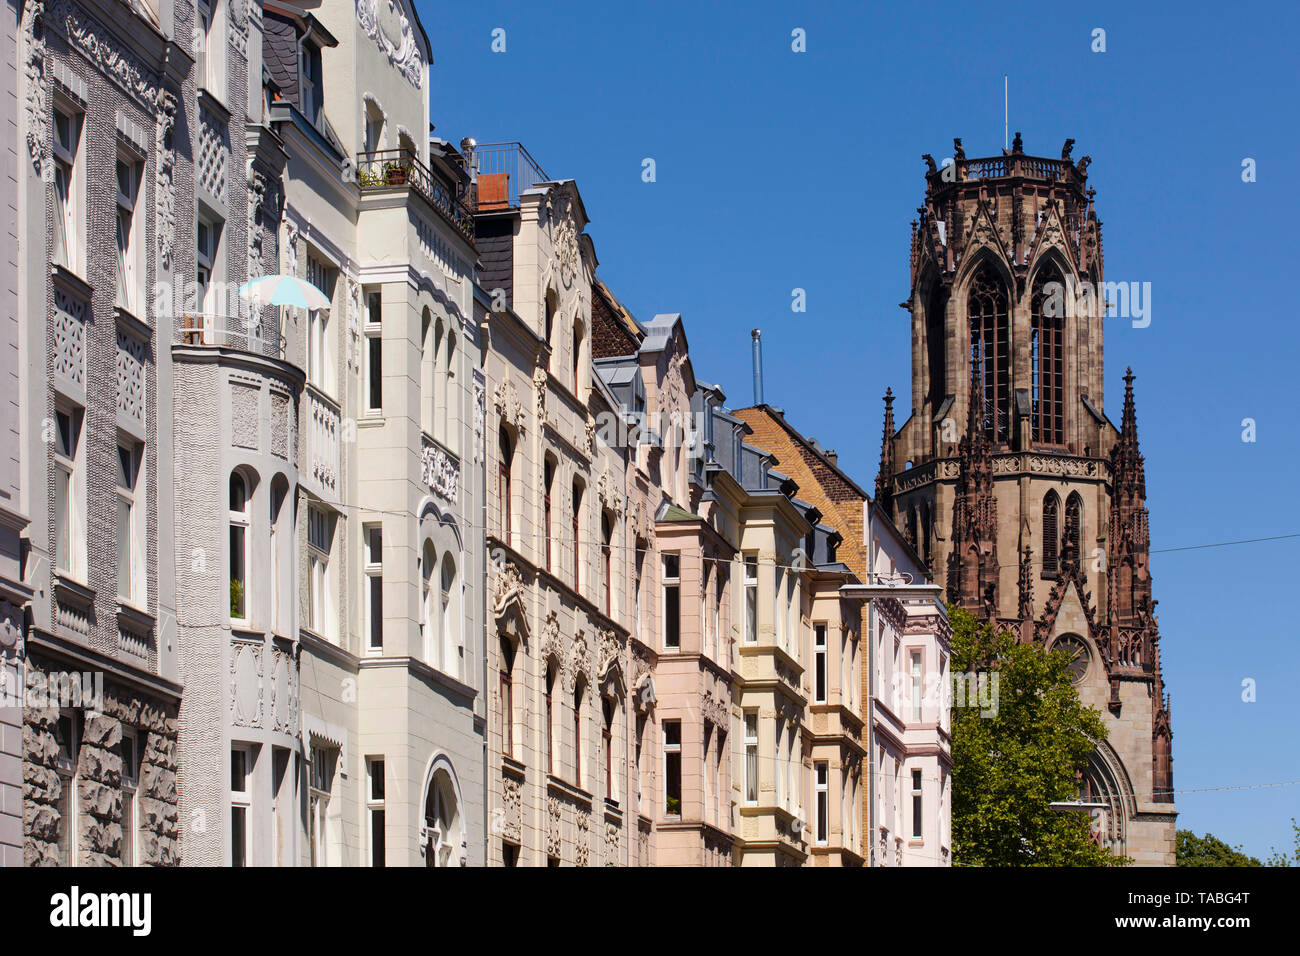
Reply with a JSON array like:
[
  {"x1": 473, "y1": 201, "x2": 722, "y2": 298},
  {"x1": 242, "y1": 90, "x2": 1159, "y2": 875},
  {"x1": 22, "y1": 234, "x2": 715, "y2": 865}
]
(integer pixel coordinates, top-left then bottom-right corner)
[
  {"x1": 493, "y1": 378, "x2": 525, "y2": 432},
  {"x1": 555, "y1": 206, "x2": 579, "y2": 288},
  {"x1": 23, "y1": 0, "x2": 48, "y2": 177},
  {"x1": 493, "y1": 560, "x2": 524, "y2": 615},
  {"x1": 356, "y1": 0, "x2": 424, "y2": 89},
  {"x1": 472, "y1": 378, "x2": 485, "y2": 464}
]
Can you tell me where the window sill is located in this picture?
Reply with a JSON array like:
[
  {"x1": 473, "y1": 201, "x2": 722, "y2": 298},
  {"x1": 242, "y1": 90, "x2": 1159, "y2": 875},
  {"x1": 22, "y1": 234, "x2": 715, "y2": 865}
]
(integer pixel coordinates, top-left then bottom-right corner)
[
  {"x1": 53, "y1": 573, "x2": 95, "y2": 612},
  {"x1": 115, "y1": 600, "x2": 154, "y2": 632},
  {"x1": 50, "y1": 263, "x2": 93, "y2": 302},
  {"x1": 197, "y1": 87, "x2": 231, "y2": 124},
  {"x1": 114, "y1": 305, "x2": 151, "y2": 341}
]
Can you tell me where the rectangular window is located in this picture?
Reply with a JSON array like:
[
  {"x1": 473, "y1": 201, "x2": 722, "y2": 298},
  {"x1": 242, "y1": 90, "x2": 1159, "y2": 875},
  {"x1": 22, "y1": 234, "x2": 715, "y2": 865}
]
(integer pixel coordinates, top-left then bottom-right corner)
[
  {"x1": 500, "y1": 638, "x2": 514, "y2": 758},
  {"x1": 571, "y1": 482, "x2": 582, "y2": 587},
  {"x1": 543, "y1": 460, "x2": 554, "y2": 571},
  {"x1": 54, "y1": 712, "x2": 81, "y2": 866},
  {"x1": 661, "y1": 553, "x2": 680, "y2": 649},
  {"x1": 633, "y1": 546, "x2": 643, "y2": 642},
  {"x1": 196, "y1": 212, "x2": 223, "y2": 318},
  {"x1": 603, "y1": 697, "x2": 615, "y2": 803},
  {"x1": 743, "y1": 555, "x2": 758, "y2": 644},
  {"x1": 53, "y1": 408, "x2": 82, "y2": 577},
  {"x1": 115, "y1": 442, "x2": 142, "y2": 604},
  {"x1": 714, "y1": 732, "x2": 725, "y2": 826},
  {"x1": 743, "y1": 711, "x2": 758, "y2": 804},
  {"x1": 815, "y1": 761, "x2": 828, "y2": 845},
  {"x1": 912, "y1": 768, "x2": 923, "y2": 839},
  {"x1": 365, "y1": 290, "x2": 382, "y2": 411},
  {"x1": 774, "y1": 568, "x2": 784, "y2": 649},
  {"x1": 701, "y1": 562, "x2": 712, "y2": 658},
  {"x1": 120, "y1": 729, "x2": 140, "y2": 866},
  {"x1": 115, "y1": 154, "x2": 142, "y2": 312},
  {"x1": 271, "y1": 748, "x2": 291, "y2": 866},
  {"x1": 573, "y1": 688, "x2": 584, "y2": 789},
  {"x1": 663, "y1": 720, "x2": 681, "y2": 817},
  {"x1": 308, "y1": 745, "x2": 336, "y2": 866},
  {"x1": 364, "y1": 524, "x2": 383, "y2": 653},
  {"x1": 300, "y1": 39, "x2": 323, "y2": 127},
  {"x1": 368, "y1": 757, "x2": 386, "y2": 867},
  {"x1": 910, "y1": 650, "x2": 923, "y2": 722},
  {"x1": 52, "y1": 107, "x2": 82, "y2": 272},
  {"x1": 774, "y1": 719, "x2": 784, "y2": 807},
  {"x1": 305, "y1": 255, "x2": 336, "y2": 390},
  {"x1": 814, "y1": 624, "x2": 827, "y2": 703},
  {"x1": 307, "y1": 505, "x2": 334, "y2": 639},
  {"x1": 230, "y1": 745, "x2": 252, "y2": 867},
  {"x1": 635, "y1": 715, "x2": 645, "y2": 812},
  {"x1": 545, "y1": 666, "x2": 555, "y2": 773}
]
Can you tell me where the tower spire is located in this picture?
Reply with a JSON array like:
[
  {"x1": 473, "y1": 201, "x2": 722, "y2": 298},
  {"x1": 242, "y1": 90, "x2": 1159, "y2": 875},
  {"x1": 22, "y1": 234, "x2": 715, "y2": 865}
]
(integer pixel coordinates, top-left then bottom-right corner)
[{"x1": 875, "y1": 388, "x2": 896, "y2": 513}]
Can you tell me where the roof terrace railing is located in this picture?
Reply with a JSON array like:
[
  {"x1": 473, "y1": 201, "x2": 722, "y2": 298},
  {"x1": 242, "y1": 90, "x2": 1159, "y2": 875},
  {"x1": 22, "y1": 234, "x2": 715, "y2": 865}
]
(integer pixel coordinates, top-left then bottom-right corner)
[{"x1": 471, "y1": 142, "x2": 551, "y2": 210}]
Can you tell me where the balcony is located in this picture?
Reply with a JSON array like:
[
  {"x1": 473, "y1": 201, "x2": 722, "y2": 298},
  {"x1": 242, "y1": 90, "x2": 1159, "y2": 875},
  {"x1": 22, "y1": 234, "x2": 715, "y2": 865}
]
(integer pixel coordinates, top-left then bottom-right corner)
[
  {"x1": 356, "y1": 149, "x2": 475, "y2": 244},
  {"x1": 177, "y1": 312, "x2": 286, "y2": 360},
  {"x1": 469, "y1": 142, "x2": 550, "y2": 211}
]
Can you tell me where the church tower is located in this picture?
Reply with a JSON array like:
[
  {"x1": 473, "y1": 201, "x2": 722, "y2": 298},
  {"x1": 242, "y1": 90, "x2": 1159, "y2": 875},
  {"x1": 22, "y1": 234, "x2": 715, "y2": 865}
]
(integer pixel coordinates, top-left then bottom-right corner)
[{"x1": 876, "y1": 135, "x2": 1176, "y2": 864}]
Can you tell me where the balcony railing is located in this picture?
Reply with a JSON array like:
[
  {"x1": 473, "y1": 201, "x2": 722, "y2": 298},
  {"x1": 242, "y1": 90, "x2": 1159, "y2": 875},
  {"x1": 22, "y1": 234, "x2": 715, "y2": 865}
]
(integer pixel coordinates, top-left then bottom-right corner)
[
  {"x1": 177, "y1": 313, "x2": 286, "y2": 360},
  {"x1": 954, "y1": 154, "x2": 1067, "y2": 183},
  {"x1": 356, "y1": 149, "x2": 475, "y2": 244},
  {"x1": 470, "y1": 142, "x2": 550, "y2": 210}
]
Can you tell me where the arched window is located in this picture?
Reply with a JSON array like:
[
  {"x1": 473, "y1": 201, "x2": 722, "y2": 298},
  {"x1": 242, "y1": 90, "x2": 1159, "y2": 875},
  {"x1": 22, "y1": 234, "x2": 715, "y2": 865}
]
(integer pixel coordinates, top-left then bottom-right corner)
[
  {"x1": 573, "y1": 679, "x2": 586, "y2": 788},
  {"x1": 499, "y1": 635, "x2": 516, "y2": 758},
  {"x1": 906, "y1": 506, "x2": 919, "y2": 552},
  {"x1": 545, "y1": 662, "x2": 557, "y2": 773},
  {"x1": 919, "y1": 500, "x2": 931, "y2": 565},
  {"x1": 420, "y1": 307, "x2": 433, "y2": 435},
  {"x1": 269, "y1": 476, "x2": 288, "y2": 634},
  {"x1": 229, "y1": 471, "x2": 250, "y2": 621},
  {"x1": 441, "y1": 556, "x2": 457, "y2": 679},
  {"x1": 543, "y1": 458, "x2": 555, "y2": 571},
  {"x1": 1032, "y1": 266, "x2": 1065, "y2": 445},
  {"x1": 925, "y1": 283, "x2": 948, "y2": 413},
  {"x1": 443, "y1": 331, "x2": 457, "y2": 450},
  {"x1": 423, "y1": 768, "x2": 461, "y2": 867},
  {"x1": 602, "y1": 694, "x2": 617, "y2": 803},
  {"x1": 571, "y1": 479, "x2": 584, "y2": 588},
  {"x1": 1063, "y1": 493, "x2": 1083, "y2": 571},
  {"x1": 601, "y1": 512, "x2": 613, "y2": 616},
  {"x1": 421, "y1": 541, "x2": 437, "y2": 663},
  {"x1": 432, "y1": 318, "x2": 445, "y2": 440},
  {"x1": 497, "y1": 427, "x2": 513, "y2": 542},
  {"x1": 1042, "y1": 492, "x2": 1060, "y2": 577},
  {"x1": 572, "y1": 318, "x2": 584, "y2": 395},
  {"x1": 967, "y1": 265, "x2": 1010, "y2": 442},
  {"x1": 545, "y1": 290, "x2": 557, "y2": 369}
]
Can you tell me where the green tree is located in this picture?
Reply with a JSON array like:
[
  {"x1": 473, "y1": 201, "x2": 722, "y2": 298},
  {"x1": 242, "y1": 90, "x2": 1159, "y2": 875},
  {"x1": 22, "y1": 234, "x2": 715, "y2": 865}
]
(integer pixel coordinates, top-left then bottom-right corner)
[
  {"x1": 1176, "y1": 830, "x2": 1261, "y2": 866},
  {"x1": 1266, "y1": 818, "x2": 1299, "y2": 867},
  {"x1": 949, "y1": 609, "x2": 1128, "y2": 866}
]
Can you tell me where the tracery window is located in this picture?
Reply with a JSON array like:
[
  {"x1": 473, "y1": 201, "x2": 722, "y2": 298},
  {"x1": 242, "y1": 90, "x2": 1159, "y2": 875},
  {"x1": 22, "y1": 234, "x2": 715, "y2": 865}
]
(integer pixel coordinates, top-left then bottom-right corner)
[
  {"x1": 1031, "y1": 267, "x2": 1065, "y2": 445},
  {"x1": 967, "y1": 265, "x2": 1010, "y2": 442},
  {"x1": 1042, "y1": 492, "x2": 1060, "y2": 577}
]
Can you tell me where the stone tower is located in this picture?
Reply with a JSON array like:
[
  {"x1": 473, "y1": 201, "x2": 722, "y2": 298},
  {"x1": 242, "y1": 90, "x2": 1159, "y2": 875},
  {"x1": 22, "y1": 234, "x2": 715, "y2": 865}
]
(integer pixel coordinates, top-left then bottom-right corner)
[{"x1": 875, "y1": 135, "x2": 1175, "y2": 864}]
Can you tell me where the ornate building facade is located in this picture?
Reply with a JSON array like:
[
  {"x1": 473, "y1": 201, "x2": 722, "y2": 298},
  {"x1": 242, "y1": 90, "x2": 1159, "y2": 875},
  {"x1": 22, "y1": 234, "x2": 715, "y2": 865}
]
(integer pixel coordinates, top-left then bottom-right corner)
[{"x1": 875, "y1": 136, "x2": 1176, "y2": 865}]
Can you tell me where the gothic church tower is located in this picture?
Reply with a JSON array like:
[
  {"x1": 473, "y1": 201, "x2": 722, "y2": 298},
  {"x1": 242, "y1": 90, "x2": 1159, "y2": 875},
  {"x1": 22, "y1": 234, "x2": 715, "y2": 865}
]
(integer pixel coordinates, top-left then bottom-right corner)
[{"x1": 876, "y1": 135, "x2": 1175, "y2": 864}]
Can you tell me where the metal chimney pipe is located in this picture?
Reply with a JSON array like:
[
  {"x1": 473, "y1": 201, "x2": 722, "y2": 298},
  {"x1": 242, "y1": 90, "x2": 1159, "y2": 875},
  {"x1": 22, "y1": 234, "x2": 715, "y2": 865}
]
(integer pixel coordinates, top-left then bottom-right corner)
[{"x1": 752, "y1": 329, "x2": 764, "y2": 405}]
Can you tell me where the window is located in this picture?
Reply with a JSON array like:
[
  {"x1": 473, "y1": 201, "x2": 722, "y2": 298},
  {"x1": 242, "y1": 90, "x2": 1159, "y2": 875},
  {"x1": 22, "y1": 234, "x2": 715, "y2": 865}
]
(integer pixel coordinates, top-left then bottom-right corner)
[
  {"x1": 443, "y1": 332, "x2": 458, "y2": 451},
  {"x1": 714, "y1": 731, "x2": 725, "y2": 826},
  {"x1": 363, "y1": 101, "x2": 384, "y2": 153},
  {"x1": 661, "y1": 553, "x2": 680, "y2": 649},
  {"x1": 52, "y1": 408, "x2": 83, "y2": 577},
  {"x1": 1042, "y1": 492, "x2": 1060, "y2": 577},
  {"x1": 54, "y1": 712, "x2": 81, "y2": 866},
  {"x1": 912, "y1": 768, "x2": 923, "y2": 839},
  {"x1": 196, "y1": 212, "x2": 222, "y2": 316},
  {"x1": 1064, "y1": 493, "x2": 1083, "y2": 571},
  {"x1": 305, "y1": 256, "x2": 335, "y2": 390},
  {"x1": 815, "y1": 762, "x2": 829, "y2": 845},
  {"x1": 502, "y1": 843, "x2": 518, "y2": 867},
  {"x1": 231, "y1": 744, "x2": 252, "y2": 866},
  {"x1": 635, "y1": 714, "x2": 646, "y2": 812},
  {"x1": 307, "y1": 504, "x2": 334, "y2": 638},
  {"x1": 602, "y1": 513, "x2": 613, "y2": 616},
  {"x1": 968, "y1": 264, "x2": 1010, "y2": 442},
  {"x1": 195, "y1": 0, "x2": 227, "y2": 98},
  {"x1": 365, "y1": 289, "x2": 382, "y2": 411},
  {"x1": 633, "y1": 543, "x2": 644, "y2": 642},
  {"x1": 775, "y1": 719, "x2": 784, "y2": 806},
  {"x1": 308, "y1": 745, "x2": 336, "y2": 866},
  {"x1": 1031, "y1": 267, "x2": 1065, "y2": 445},
  {"x1": 743, "y1": 555, "x2": 758, "y2": 644},
  {"x1": 52, "y1": 106, "x2": 82, "y2": 272},
  {"x1": 364, "y1": 524, "x2": 383, "y2": 653},
  {"x1": 120, "y1": 729, "x2": 140, "y2": 866},
  {"x1": 300, "y1": 37, "x2": 323, "y2": 127},
  {"x1": 269, "y1": 481, "x2": 287, "y2": 635},
  {"x1": 545, "y1": 291, "x2": 557, "y2": 369},
  {"x1": 421, "y1": 541, "x2": 436, "y2": 661},
  {"x1": 497, "y1": 428, "x2": 512, "y2": 542},
  {"x1": 663, "y1": 720, "x2": 681, "y2": 816},
  {"x1": 116, "y1": 443, "x2": 143, "y2": 604},
  {"x1": 702, "y1": 561, "x2": 713, "y2": 658},
  {"x1": 114, "y1": 154, "x2": 142, "y2": 312},
  {"x1": 743, "y1": 711, "x2": 758, "y2": 804},
  {"x1": 788, "y1": 573, "x2": 798, "y2": 659},
  {"x1": 368, "y1": 758, "x2": 386, "y2": 867},
  {"x1": 499, "y1": 636, "x2": 515, "y2": 757},
  {"x1": 543, "y1": 459, "x2": 554, "y2": 570},
  {"x1": 814, "y1": 624, "x2": 827, "y2": 703},
  {"x1": 545, "y1": 663, "x2": 556, "y2": 773},
  {"x1": 229, "y1": 472, "x2": 250, "y2": 622},
  {"x1": 702, "y1": 725, "x2": 711, "y2": 822},
  {"x1": 603, "y1": 696, "x2": 616, "y2": 803},
  {"x1": 774, "y1": 567, "x2": 784, "y2": 649},
  {"x1": 572, "y1": 320, "x2": 582, "y2": 394},
  {"x1": 571, "y1": 481, "x2": 583, "y2": 588},
  {"x1": 271, "y1": 748, "x2": 291, "y2": 866},
  {"x1": 441, "y1": 557, "x2": 458, "y2": 679},
  {"x1": 572, "y1": 683, "x2": 585, "y2": 788},
  {"x1": 910, "y1": 650, "x2": 923, "y2": 722}
]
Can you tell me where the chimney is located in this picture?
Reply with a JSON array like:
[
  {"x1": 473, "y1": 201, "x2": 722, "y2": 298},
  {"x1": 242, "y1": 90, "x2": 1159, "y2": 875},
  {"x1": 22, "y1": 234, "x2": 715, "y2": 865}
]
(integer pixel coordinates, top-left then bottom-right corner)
[
  {"x1": 825, "y1": 449, "x2": 838, "y2": 466},
  {"x1": 751, "y1": 329, "x2": 764, "y2": 406}
]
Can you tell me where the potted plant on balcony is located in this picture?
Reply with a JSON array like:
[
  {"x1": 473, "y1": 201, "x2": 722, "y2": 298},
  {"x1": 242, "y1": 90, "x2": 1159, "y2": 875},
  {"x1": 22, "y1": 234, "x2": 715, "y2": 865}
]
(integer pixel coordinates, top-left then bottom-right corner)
[{"x1": 384, "y1": 161, "x2": 408, "y2": 186}]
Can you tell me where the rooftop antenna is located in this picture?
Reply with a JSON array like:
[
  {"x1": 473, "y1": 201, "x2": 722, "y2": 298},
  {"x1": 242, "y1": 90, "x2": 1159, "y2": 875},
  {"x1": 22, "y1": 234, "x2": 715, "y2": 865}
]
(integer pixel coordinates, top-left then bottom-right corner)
[
  {"x1": 1004, "y1": 74, "x2": 1009, "y2": 150},
  {"x1": 751, "y1": 329, "x2": 764, "y2": 405}
]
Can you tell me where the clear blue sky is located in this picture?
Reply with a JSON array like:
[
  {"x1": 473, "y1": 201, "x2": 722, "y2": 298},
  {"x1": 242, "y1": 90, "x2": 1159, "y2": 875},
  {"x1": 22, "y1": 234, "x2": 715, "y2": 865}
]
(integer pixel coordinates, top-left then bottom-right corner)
[{"x1": 419, "y1": 0, "x2": 1300, "y2": 859}]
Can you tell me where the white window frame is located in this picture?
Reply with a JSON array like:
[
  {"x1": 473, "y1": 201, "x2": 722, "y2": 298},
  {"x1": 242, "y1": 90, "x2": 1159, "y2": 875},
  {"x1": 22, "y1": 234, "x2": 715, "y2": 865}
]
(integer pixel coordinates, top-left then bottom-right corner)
[
  {"x1": 701, "y1": 560, "x2": 712, "y2": 658},
  {"x1": 774, "y1": 718, "x2": 784, "y2": 807},
  {"x1": 52, "y1": 104, "x2": 83, "y2": 274},
  {"x1": 912, "y1": 767, "x2": 924, "y2": 841},
  {"x1": 910, "y1": 649, "x2": 923, "y2": 722},
  {"x1": 815, "y1": 761, "x2": 829, "y2": 846},
  {"x1": 305, "y1": 255, "x2": 335, "y2": 393},
  {"x1": 743, "y1": 554, "x2": 758, "y2": 644},
  {"x1": 363, "y1": 523, "x2": 383, "y2": 654},
  {"x1": 120, "y1": 727, "x2": 140, "y2": 866},
  {"x1": 743, "y1": 710, "x2": 758, "y2": 805},
  {"x1": 774, "y1": 567, "x2": 784, "y2": 649},
  {"x1": 196, "y1": 211, "x2": 223, "y2": 319},
  {"x1": 307, "y1": 504, "x2": 334, "y2": 640},
  {"x1": 114, "y1": 152, "x2": 143, "y2": 313},
  {"x1": 52, "y1": 405, "x2": 85, "y2": 580},
  {"x1": 367, "y1": 756, "x2": 385, "y2": 867},
  {"x1": 115, "y1": 441, "x2": 144, "y2": 605},
  {"x1": 662, "y1": 718, "x2": 681, "y2": 818},
  {"x1": 54, "y1": 711, "x2": 81, "y2": 866},
  {"x1": 813, "y1": 623, "x2": 827, "y2": 704},
  {"x1": 440, "y1": 555, "x2": 459, "y2": 680},
  {"x1": 307, "y1": 744, "x2": 336, "y2": 867},
  {"x1": 364, "y1": 289, "x2": 382, "y2": 413},
  {"x1": 660, "y1": 552, "x2": 680, "y2": 650},
  {"x1": 229, "y1": 471, "x2": 251, "y2": 624},
  {"x1": 230, "y1": 743, "x2": 253, "y2": 867}
]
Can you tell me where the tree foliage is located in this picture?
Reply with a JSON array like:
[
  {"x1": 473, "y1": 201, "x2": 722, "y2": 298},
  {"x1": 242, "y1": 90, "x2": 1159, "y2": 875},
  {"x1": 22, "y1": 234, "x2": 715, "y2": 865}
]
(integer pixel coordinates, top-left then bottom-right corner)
[
  {"x1": 1266, "y1": 818, "x2": 1299, "y2": 867},
  {"x1": 949, "y1": 609, "x2": 1128, "y2": 866},
  {"x1": 1176, "y1": 830, "x2": 1261, "y2": 866}
]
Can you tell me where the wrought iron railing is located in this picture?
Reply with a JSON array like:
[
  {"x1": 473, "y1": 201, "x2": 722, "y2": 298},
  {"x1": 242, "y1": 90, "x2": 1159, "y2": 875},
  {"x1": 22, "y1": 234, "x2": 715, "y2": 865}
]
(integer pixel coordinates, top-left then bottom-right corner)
[
  {"x1": 177, "y1": 313, "x2": 286, "y2": 359},
  {"x1": 356, "y1": 149, "x2": 476, "y2": 243}
]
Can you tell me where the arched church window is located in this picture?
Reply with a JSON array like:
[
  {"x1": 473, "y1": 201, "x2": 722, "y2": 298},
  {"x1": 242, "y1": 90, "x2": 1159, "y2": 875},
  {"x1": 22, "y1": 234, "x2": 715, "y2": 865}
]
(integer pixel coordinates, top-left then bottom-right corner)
[
  {"x1": 967, "y1": 265, "x2": 1010, "y2": 442},
  {"x1": 1042, "y1": 492, "x2": 1060, "y2": 577},
  {"x1": 1063, "y1": 493, "x2": 1082, "y2": 571},
  {"x1": 1031, "y1": 266, "x2": 1065, "y2": 445},
  {"x1": 925, "y1": 283, "x2": 948, "y2": 413}
]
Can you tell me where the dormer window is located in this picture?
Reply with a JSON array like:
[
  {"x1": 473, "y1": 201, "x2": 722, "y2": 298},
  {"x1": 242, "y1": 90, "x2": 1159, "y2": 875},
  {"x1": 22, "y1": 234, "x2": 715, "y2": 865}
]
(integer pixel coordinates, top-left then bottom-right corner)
[{"x1": 300, "y1": 39, "x2": 324, "y2": 128}]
